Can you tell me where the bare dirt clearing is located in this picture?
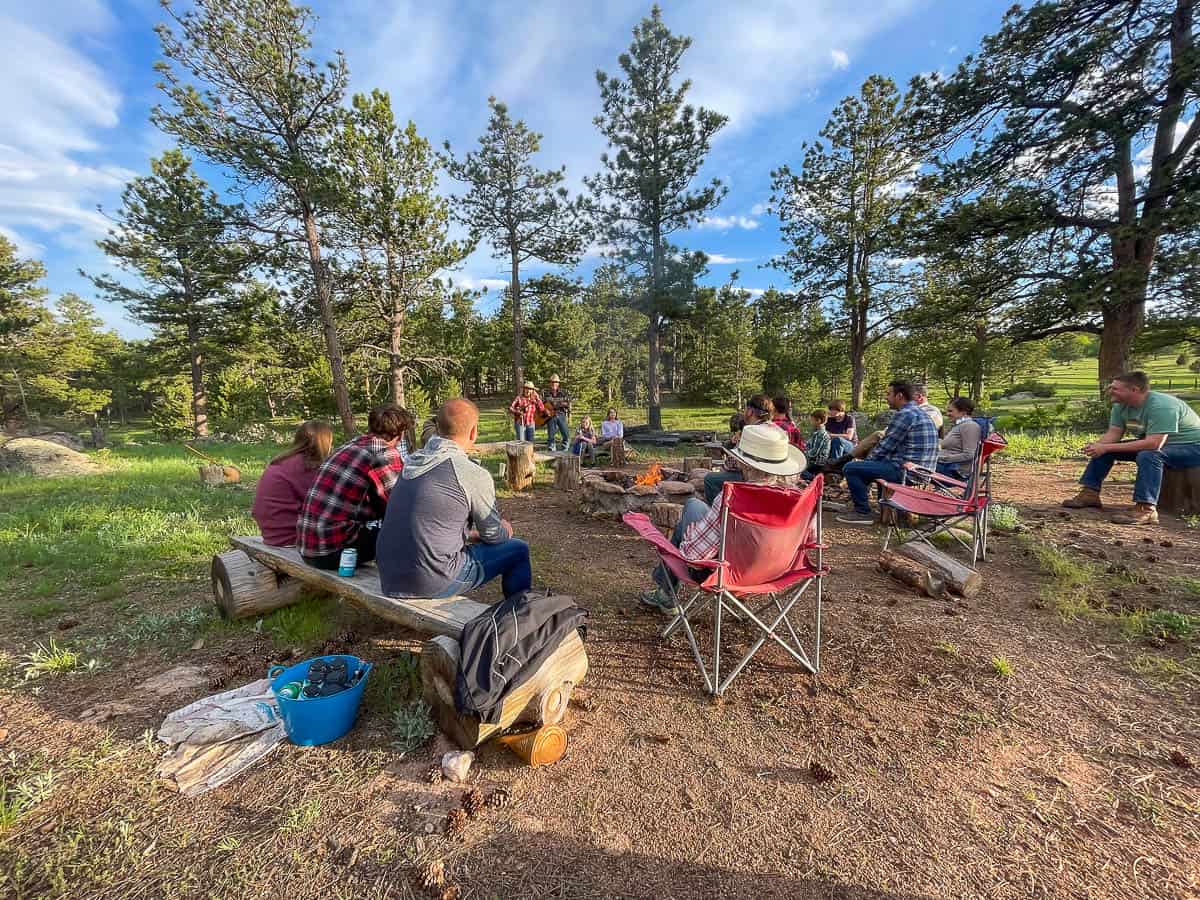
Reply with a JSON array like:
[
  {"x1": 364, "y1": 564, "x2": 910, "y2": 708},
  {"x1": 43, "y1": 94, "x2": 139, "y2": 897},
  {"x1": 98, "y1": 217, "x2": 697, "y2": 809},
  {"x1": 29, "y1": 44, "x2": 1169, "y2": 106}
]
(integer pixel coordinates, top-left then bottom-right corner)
[{"x1": 1, "y1": 459, "x2": 1198, "y2": 899}]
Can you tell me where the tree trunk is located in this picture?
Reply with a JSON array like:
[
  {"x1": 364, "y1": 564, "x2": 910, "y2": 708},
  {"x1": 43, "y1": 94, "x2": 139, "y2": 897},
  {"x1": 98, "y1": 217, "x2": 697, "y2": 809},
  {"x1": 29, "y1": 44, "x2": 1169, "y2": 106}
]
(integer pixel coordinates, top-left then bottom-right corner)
[
  {"x1": 1097, "y1": 301, "x2": 1144, "y2": 387},
  {"x1": 387, "y1": 246, "x2": 407, "y2": 408},
  {"x1": 849, "y1": 343, "x2": 866, "y2": 412},
  {"x1": 970, "y1": 321, "x2": 987, "y2": 402},
  {"x1": 300, "y1": 204, "x2": 356, "y2": 434},
  {"x1": 647, "y1": 318, "x2": 663, "y2": 429},
  {"x1": 187, "y1": 318, "x2": 208, "y2": 439},
  {"x1": 511, "y1": 243, "x2": 524, "y2": 393}
]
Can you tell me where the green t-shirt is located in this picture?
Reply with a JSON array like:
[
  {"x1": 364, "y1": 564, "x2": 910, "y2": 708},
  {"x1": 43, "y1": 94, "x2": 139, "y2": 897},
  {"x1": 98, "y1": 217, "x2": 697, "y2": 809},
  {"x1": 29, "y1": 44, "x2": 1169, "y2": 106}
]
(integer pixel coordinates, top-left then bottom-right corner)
[{"x1": 1110, "y1": 391, "x2": 1200, "y2": 444}]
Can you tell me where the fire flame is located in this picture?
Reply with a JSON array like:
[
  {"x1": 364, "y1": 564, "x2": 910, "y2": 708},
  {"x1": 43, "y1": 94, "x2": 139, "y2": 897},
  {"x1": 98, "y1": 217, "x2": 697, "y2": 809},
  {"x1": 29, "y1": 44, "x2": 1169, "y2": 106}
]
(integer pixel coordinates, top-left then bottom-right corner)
[{"x1": 634, "y1": 463, "x2": 664, "y2": 488}]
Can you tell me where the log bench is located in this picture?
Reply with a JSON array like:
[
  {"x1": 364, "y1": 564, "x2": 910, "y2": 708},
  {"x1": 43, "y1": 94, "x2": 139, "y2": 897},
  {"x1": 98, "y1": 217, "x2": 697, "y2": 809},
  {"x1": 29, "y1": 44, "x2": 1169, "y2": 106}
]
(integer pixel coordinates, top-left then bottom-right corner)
[{"x1": 213, "y1": 536, "x2": 588, "y2": 749}]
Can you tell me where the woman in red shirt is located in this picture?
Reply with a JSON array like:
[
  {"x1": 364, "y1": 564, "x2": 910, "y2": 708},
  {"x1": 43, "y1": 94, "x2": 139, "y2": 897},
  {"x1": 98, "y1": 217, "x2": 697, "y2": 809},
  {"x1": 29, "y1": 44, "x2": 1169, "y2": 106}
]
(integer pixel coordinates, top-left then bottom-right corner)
[
  {"x1": 252, "y1": 421, "x2": 334, "y2": 546},
  {"x1": 771, "y1": 395, "x2": 806, "y2": 450}
]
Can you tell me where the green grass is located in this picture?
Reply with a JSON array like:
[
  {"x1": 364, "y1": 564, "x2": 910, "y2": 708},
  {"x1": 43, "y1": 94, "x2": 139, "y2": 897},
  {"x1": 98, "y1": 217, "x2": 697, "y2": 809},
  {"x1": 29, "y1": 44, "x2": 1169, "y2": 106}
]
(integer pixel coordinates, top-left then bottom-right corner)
[
  {"x1": 20, "y1": 640, "x2": 90, "y2": 680},
  {"x1": 261, "y1": 594, "x2": 336, "y2": 646},
  {"x1": 990, "y1": 655, "x2": 1015, "y2": 677},
  {"x1": 362, "y1": 651, "x2": 423, "y2": 716},
  {"x1": 390, "y1": 700, "x2": 436, "y2": 754}
]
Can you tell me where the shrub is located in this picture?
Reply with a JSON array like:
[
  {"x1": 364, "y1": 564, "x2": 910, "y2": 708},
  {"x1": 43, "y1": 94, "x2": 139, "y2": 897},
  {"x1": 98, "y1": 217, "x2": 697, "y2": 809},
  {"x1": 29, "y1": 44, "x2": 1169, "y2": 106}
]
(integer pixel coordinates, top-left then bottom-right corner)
[{"x1": 1006, "y1": 379, "x2": 1056, "y2": 398}]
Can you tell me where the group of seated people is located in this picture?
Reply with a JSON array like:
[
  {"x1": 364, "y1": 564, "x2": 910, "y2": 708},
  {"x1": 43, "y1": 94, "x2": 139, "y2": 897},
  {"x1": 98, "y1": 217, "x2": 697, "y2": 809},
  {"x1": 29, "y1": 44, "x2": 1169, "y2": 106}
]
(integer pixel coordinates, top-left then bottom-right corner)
[
  {"x1": 252, "y1": 400, "x2": 531, "y2": 602},
  {"x1": 508, "y1": 375, "x2": 626, "y2": 462}
]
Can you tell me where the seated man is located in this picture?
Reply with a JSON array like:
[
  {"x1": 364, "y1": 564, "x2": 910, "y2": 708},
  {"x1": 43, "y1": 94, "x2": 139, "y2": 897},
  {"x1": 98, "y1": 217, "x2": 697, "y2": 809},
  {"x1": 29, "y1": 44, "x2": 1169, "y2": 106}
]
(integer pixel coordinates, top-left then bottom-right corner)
[
  {"x1": 378, "y1": 398, "x2": 531, "y2": 601},
  {"x1": 836, "y1": 381, "x2": 938, "y2": 525},
  {"x1": 704, "y1": 394, "x2": 776, "y2": 503},
  {"x1": 639, "y1": 423, "x2": 805, "y2": 612},
  {"x1": 297, "y1": 405, "x2": 409, "y2": 569},
  {"x1": 912, "y1": 383, "x2": 944, "y2": 432},
  {"x1": 1063, "y1": 371, "x2": 1200, "y2": 525}
]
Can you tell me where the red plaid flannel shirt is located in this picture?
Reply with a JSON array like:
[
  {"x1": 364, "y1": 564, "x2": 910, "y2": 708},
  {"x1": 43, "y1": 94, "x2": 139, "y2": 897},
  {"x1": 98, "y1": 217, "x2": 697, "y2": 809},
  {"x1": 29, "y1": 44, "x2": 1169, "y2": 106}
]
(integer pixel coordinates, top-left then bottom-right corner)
[
  {"x1": 680, "y1": 492, "x2": 726, "y2": 560},
  {"x1": 509, "y1": 394, "x2": 545, "y2": 426},
  {"x1": 297, "y1": 435, "x2": 404, "y2": 557},
  {"x1": 772, "y1": 416, "x2": 807, "y2": 450}
]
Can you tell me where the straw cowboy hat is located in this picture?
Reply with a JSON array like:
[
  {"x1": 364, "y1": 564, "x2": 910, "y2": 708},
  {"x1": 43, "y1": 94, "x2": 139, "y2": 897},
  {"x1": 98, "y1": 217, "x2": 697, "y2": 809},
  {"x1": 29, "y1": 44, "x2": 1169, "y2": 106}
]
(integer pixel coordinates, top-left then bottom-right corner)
[
  {"x1": 522, "y1": 381, "x2": 536, "y2": 390},
  {"x1": 549, "y1": 374, "x2": 561, "y2": 383},
  {"x1": 725, "y1": 423, "x2": 805, "y2": 476}
]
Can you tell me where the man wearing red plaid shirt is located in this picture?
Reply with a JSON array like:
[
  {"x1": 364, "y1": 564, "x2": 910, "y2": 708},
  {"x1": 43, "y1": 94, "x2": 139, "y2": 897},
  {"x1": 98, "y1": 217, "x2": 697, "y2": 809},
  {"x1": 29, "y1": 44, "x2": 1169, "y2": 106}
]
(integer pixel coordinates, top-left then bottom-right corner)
[{"x1": 298, "y1": 405, "x2": 410, "y2": 570}]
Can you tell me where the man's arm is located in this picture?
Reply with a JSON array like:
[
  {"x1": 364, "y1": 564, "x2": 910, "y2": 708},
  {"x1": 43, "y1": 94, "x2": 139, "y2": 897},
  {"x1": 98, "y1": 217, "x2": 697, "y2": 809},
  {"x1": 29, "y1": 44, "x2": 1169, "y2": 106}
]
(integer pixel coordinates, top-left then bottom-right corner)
[
  {"x1": 1083, "y1": 425, "x2": 1130, "y2": 457},
  {"x1": 460, "y1": 459, "x2": 511, "y2": 543},
  {"x1": 871, "y1": 413, "x2": 908, "y2": 459},
  {"x1": 1086, "y1": 431, "x2": 1167, "y2": 456}
]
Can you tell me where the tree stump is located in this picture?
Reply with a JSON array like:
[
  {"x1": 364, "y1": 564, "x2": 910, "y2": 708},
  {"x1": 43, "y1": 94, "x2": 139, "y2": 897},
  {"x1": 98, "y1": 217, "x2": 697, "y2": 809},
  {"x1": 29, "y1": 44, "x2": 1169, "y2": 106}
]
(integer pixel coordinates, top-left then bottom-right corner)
[
  {"x1": 504, "y1": 441, "x2": 536, "y2": 491},
  {"x1": 199, "y1": 464, "x2": 240, "y2": 487},
  {"x1": 650, "y1": 501, "x2": 683, "y2": 533},
  {"x1": 1159, "y1": 467, "x2": 1200, "y2": 516},
  {"x1": 682, "y1": 456, "x2": 710, "y2": 474},
  {"x1": 554, "y1": 454, "x2": 581, "y2": 491},
  {"x1": 609, "y1": 439, "x2": 626, "y2": 468},
  {"x1": 878, "y1": 550, "x2": 945, "y2": 599},
  {"x1": 895, "y1": 542, "x2": 982, "y2": 598},
  {"x1": 211, "y1": 549, "x2": 306, "y2": 619}
]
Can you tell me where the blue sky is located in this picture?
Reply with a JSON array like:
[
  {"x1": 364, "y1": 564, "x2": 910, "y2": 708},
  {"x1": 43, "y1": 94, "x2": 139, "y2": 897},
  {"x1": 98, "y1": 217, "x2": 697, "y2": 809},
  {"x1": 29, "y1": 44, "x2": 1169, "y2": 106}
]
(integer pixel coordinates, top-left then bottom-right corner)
[{"x1": 0, "y1": 0, "x2": 1014, "y2": 338}]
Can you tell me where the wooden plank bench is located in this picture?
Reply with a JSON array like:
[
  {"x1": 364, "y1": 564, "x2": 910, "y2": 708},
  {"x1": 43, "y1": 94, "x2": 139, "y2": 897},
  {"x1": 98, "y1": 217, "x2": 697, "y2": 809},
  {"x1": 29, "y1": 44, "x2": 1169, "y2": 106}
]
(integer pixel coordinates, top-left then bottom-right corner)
[{"x1": 212, "y1": 537, "x2": 588, "y2": 749}]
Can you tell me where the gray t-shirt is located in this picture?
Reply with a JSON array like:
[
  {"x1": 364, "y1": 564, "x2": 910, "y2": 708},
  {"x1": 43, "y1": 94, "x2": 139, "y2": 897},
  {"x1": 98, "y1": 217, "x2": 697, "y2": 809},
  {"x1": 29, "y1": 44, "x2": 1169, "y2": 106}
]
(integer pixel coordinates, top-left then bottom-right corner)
[{"x1": 377, "y1": 436, "x2": 505, "y2": 598}]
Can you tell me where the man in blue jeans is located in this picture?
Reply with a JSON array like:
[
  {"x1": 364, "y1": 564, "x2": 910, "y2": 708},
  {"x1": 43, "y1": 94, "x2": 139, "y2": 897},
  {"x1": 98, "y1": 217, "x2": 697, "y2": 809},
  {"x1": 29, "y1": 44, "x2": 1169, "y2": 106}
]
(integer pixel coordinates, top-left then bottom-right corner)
[
  {"x1": 1062, "y1": 371, "x2": 1200, "y2": 525},
  {"x1": 836, "y1": 381, "x2": 939, "y2": 525},
  {"x1": 378, "y1": 398, "x2": 533, "y2": 601}
]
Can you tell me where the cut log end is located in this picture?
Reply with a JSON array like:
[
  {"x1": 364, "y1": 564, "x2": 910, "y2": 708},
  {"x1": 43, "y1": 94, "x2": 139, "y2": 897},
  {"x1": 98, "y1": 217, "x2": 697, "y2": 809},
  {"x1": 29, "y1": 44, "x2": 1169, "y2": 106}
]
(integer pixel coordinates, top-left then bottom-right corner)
[
  {"x1": 211, "y1": 549, "x2": 305, "y2": 619},
  {"x1": 1160, "y1": 467, "x2": 1200, "y2": 516},
  {"x1": 554, "y1": 454, "x2": 582, "y2": 492},
  {"x1": 505, "y1": 441, "x2": 536, "y2": 491}
]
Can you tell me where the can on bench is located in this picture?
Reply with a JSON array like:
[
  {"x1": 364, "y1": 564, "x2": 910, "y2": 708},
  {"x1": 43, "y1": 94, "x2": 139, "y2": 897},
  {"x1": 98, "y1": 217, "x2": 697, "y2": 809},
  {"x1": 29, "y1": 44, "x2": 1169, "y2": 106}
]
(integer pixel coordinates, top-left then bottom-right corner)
[{"x1": 338, "y1": 548, "x2": 357, "y2": 577}]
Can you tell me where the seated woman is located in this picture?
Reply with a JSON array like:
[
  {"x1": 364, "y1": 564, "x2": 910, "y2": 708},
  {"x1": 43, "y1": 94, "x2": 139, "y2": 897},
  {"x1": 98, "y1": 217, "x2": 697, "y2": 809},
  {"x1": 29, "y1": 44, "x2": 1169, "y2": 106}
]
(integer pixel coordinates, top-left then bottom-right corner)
[
  {"x1": 771, "y1": 396, "x2": 806, "y2": 449},
  {"x1": 571, "y1": 415, "x2": 598, "y2": 462},
  {"x1": 600, "y1": 407, "x2": 624, "y2": 445},
  {"x1": 638, "y1": 423, "x2": 806, "y2": 612},
  {"x1": 825, "y1": 399, "x2": 857, "y2": 458},
  {"x1": 937, "y1": 397, "x2": 982, "y2": 480},
  {"x1": 251, "y1": 421, "x2": 334, "y2": 546}
]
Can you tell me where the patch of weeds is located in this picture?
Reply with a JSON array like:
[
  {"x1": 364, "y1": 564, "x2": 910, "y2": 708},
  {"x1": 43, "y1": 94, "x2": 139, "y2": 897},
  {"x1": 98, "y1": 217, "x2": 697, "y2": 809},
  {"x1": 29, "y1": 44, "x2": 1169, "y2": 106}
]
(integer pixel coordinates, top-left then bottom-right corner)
[
  {"x1": 215, "y1": 835, "x2": 240, "y2": 852},
  {"x1": 991, "y1": 655, "x2": 1015, "y2": 677},
  {"x1": 1121, "y1": 609, "x2": 1197, "y2": 643},
  {"x1": 261, "y1": 594, "x2": 335, "y2": 646},
  {"x1": 988, "y1": 503, "x2": 1020, "y2": 532},
  {"x1": 15, "y1": 598, "x2": 67, "y2": 622},
  {"x1": 1169, "y1": 576, "x2": 1200, "y2": 598},
  {"x1": 363, "y1": 651, "x2": 422, "y2": 716},
  {"x1": 1183, "y1": 514, "x2": 1200, "y2": 529},
  {"x1": 1023, "y1": 537, "x2": 1100, "y2": 619},
  {"x1": 281, "y1": 796, "x2": 321, "y2": 833},
  {"x1": 0, "y1": 770, "x2": 56, "y2": 831},
  {"x1": 21, "y1": 640, "x2": 95, "y2": 680},
  {"x1": 390, "y1": 700, "x2": 436, "y2": 755},
  {"x1": 123, "y1": 605, "x2": 213, "y2": 645},
  {"x1": 933, "y1": 640, "x2": 960, "y2": 657},
  {"x1": 1129, "y1": 652, "x2": 1200, "y2": 684}
]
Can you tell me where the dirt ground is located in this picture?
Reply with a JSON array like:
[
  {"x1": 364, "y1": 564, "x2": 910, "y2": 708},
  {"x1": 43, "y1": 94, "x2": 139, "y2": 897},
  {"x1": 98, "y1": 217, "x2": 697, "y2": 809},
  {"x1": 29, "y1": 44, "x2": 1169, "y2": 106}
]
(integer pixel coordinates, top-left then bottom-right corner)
[{"x1": 2, "y1": 457, "x2": 1198, "y2": 899}]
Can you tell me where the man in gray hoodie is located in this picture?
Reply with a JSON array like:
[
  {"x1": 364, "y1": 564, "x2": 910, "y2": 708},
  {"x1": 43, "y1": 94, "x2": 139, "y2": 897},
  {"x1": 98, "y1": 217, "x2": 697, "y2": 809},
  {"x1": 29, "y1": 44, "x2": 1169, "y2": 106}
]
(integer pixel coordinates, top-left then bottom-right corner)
[{"x1": 377, "y1": 398, "x2": 532, "y2": 601}]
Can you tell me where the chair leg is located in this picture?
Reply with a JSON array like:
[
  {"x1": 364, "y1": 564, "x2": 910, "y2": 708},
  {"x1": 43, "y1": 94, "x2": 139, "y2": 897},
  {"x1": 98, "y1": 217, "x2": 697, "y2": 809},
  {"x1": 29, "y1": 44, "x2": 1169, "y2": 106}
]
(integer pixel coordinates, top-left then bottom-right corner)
[{"x1": 712, "y1": 593, "x2": 723, "y2": 695}]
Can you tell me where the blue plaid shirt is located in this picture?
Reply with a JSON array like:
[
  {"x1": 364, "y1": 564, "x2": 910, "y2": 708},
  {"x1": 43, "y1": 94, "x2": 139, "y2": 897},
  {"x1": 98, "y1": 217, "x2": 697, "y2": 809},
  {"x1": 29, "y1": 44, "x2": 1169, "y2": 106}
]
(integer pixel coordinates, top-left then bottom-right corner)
[{"x1": 870, "y1": 402, "x2": 939, "y2": 469}]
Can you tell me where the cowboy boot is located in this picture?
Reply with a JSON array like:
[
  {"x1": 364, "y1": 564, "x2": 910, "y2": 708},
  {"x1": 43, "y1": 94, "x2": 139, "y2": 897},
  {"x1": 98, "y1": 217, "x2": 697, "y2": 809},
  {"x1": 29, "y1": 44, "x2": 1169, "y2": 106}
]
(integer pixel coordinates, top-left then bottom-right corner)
[
  {"x1": 1110, "y1": 503, "x2": 1159, "y2": 526},
  {"x1": 1062, "y1": 487, "x2": 1103, "y2": 509}
]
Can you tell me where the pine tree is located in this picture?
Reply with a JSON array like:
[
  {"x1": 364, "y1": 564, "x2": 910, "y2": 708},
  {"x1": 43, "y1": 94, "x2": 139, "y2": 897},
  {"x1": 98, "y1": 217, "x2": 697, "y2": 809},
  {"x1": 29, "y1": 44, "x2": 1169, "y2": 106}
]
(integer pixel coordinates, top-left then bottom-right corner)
[
  {"x1": 333, "y1": 91, "x2": 470, "y2": 407},
  {"x1": 89, "y1": 150, "x2": 248, "y2": 439},
  {"x1": 770, "y1": 75, "x2": 922, "y2": 411},
  {"x1": 0, "y1": 235, "x2": 48, "y2": 423},
  {"x1": 153, "y1": 0, "x2": 358, "y2": 433},
  {"x1": 911, "y1": 0, "x2": 1200, "y2": 383},
  {"x1": 589, "y1": 5, "x2": 727, "y2": 429},
  {"x1": 444, "y1": 98, "x2": 590, "y2": 393}
]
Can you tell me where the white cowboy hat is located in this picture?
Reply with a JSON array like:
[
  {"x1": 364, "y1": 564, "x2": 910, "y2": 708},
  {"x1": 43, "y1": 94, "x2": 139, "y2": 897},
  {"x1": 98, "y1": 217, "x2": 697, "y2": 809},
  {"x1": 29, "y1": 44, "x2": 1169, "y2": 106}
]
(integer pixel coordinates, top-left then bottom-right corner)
[
  {"x1": 522, "y1": 381, "x2": 536, "y2": 389},
  {"x1": 549, "y1": 374, "x2": 561, "y2": 382},
  {"x1": 725, "y1": 423, "x2": 805, "y2": 476}
]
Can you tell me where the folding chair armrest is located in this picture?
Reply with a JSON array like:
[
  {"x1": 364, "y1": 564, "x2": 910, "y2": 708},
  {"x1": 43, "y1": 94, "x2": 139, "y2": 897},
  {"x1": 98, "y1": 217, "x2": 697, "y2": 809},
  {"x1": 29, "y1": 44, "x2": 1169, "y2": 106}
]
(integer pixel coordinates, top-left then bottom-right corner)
[{"x1": 621, "y1": 511, "x2": 724, "y2": 570}]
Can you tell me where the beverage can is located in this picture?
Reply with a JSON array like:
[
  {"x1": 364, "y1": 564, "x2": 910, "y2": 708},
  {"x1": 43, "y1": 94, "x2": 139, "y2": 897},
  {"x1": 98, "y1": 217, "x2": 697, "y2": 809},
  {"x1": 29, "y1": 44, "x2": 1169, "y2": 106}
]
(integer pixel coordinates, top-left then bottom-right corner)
[
  {"x1": 338, "y1": 548, "x2": 358, "y2": 577},
  {"x1": 277, "y1": 681, "x2": 303, "y2": 700}
]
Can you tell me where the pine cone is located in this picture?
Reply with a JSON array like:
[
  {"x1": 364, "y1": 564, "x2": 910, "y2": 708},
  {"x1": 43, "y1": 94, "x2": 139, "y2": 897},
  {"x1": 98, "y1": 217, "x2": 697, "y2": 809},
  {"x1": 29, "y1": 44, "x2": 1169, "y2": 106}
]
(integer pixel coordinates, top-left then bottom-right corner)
[
  {"x1": 419, "y1": 860, "x2": 445, "y2": 890},
  {"x1": 809, "y1": 761, "x2": 835, "y2": 783},
  {"x1": 461, "y1": 787, "x2": 484, "y2": 818},
  {"x1": 486, "y1": 788, "x2": 510, "y2": 809},
  {"x1": 440, "y1": 886, "x2": 461, "y2": 900},
  {"x1": 444, "y1": 808, "x2": 468, "y2": 838},
  {"x1": 426, "y1": 764, "x2": 443, "y2": 785}
]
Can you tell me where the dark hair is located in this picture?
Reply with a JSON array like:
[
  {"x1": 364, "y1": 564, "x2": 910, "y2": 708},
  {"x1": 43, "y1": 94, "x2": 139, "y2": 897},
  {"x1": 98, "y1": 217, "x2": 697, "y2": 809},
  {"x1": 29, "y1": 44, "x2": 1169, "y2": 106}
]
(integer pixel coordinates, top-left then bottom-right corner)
[
  {"x1": 728, "y1": 412, "x2": 747, "y2": 433},
  {"x1": 1113, "y1": 371, "x2": 1150, "y2": 391},
  {"x1": 368, "y1": 404, "x2": 414, "y2": 442},
  {"x1": 911, "y1": 383, "x2": 928, "y2": 398},
  {"x1": 828, "y1": 399, "x2": 846, "y2": 413},
  {"x1": 271, "y1": 420, "x2": 333, "y2": 469},
  {"x1": 772, "y1": 396, "x2": 791, "y2": 419},
  {"x1": 888, "y1": 381, "x2": 916, "y2": 402},
  {"x1": 746, "y1": 394, "x2": 774, "y2": 418},
  {"x1": 949, "y1": 396, "x2": 975, "y2": 415},
  {"x1": 809, "y1": 409, "x2": 828, "y2": 425}
]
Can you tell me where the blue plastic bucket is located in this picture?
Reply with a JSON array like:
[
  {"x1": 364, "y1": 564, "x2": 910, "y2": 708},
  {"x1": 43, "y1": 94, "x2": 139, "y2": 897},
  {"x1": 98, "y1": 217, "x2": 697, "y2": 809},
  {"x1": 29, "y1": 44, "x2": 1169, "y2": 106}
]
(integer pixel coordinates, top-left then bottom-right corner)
[{"x1": 267, "y1": 654, "x2": 372, "y2": 746}]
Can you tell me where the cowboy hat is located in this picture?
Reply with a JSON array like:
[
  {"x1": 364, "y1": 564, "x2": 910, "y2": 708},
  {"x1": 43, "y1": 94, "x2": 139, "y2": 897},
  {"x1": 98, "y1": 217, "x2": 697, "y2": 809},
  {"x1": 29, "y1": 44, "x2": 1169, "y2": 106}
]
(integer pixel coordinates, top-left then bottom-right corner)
[
  {"x1": 549, "y1": 374, "x2": 561, "y2": 382},
  {"x1": 522, "y1": 380, "x2": 536, "y2": 389},
  {"x1": 725, "y1": 423, "x2": 805, "y2": 476}
]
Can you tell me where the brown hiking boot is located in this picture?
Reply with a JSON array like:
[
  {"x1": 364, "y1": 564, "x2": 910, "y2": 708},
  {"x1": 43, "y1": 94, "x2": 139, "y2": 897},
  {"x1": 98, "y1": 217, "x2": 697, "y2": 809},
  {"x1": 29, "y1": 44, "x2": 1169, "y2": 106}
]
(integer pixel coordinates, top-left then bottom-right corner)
[
  {"x1": 1111, "y1": 503, "x2": 1159, "y2": 526},
  {"x1": 1062, "y1": 487, "x2": 1103, "y2": 509}
]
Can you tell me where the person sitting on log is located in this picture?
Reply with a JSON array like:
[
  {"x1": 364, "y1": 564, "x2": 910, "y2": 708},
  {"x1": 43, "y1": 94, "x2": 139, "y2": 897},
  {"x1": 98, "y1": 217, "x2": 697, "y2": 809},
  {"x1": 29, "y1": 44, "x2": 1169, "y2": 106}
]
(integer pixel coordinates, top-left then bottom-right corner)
[
  {"x1": 1062, "y1": 370, "x2": 1200, "y2": 525},
  {"x1": 297, "y1": 405, "x2": 411, "y2": 570},
  {"x1": 912, "y1": 383, "x2": 944, "y2": 432},
  {"x1": 771, "y1": 395, "x2": 807, "y2": 450},
  {"x1": 252, "y1": 421, "x2": 333, "y2": 547},
  {"x1": 571, "y1": 415, "x2": 598, "y2": 462},
  {"x1": 599, "y1": 406, "x2": 625, "y2": 454},
  {"x1": 509, "y1": 381, "x2": 545, "y2": 443},
  {"x1": 836, "y1": 381, "x2": 938, "y2": 525},
  {"x1": 638, "y1": 423, "x2": 805, "y2": 613},
  {"x1": 937, "y1": 397, "x2": 982, "y2": 480},
  {"x1": 378, "y1": 398, "x2": 532, "y2": 601},
  {"x1": 801, "y1": 409, "x2": 831, "y2": 480},
  {"x1": 825, "y1": 399, "x2": 858, "y2": 455},
  {"x1": 543, "y1": 374, "x2": 572, "y2": 452},
  {"x1": 704, "y1": 395, "x2": 775, "y2": 503}
]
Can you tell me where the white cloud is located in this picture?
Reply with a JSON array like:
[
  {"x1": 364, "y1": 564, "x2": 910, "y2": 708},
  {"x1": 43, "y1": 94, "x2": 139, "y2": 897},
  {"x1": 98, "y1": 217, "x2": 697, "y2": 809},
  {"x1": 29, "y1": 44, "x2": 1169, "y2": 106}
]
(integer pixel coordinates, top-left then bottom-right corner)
[
  {"x1": 451, "y1": 276, "x2": 509, "y2": 293},
  {"x1": 830, "y1": 49, "x2": 850, "y2": 70},
  {"x1": 749, "y1": 201, "x2": 768, "y2": 216},
  {"x1": 705, "y1": 253, "x2": 753, "y2": 264},
  {"x1": 744, "y1": 288, "x2": 766, "y2": 298},
  {"x1": 698, "y1": 214, "x2": 760, "y2": 231}
]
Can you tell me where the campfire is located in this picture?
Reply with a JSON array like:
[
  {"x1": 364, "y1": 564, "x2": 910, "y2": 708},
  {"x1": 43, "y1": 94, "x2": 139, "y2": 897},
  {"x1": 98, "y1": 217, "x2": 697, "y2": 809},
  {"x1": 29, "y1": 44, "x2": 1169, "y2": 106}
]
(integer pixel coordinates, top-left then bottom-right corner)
[{"x1": 634, "y1": 463, "x2": 663, "y2": 488}]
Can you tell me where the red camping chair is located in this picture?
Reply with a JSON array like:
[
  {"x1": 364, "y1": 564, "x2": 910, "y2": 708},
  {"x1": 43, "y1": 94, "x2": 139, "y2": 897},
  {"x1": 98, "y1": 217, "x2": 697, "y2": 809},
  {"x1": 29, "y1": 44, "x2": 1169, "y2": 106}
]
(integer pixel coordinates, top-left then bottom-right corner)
[
  {"x1": 622, "y1": 477, "x2": 828, "y2": 696},
  {"x1": 879, "y1": 421, "x2": 1007, "y2": 565}
]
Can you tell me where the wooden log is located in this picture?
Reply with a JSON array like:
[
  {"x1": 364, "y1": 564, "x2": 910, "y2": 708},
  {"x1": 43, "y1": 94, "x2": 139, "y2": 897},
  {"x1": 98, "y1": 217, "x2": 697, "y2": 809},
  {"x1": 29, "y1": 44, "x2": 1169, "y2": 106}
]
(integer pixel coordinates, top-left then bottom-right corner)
[
  {"x1": 211, "y1": 549, "x2": 306, "y2": 619},
  {"x1": 878, "y1": 549, "x2": 944, "y2": 599},
  {"x1": 421, "y1": 627, "x2": 588, "y2": 749},
  {"x1": 554, "y1": 454, "x2": 581, "y2": 491},
  {"x1": 504, "y1": 441, "x2": 536, "y2": 491},
  {"x1": 198, "y1": 463, "x2": 240, "y2": 486},
  {"x1": 682, "y1": 456, "x2": 710, "y2": 473},
  {"x1": 1159, "y1": 467, "x2": 1200, "y2": 516},
  {"x1": 609, "y1": 439, "x2": 627, "y2": 468},
  {"x1": 650, "y1": 501, "x2": 683, "y2": 532},
  {"x1": 895, "y1": 542, "x2": 982, "y2": 598}
]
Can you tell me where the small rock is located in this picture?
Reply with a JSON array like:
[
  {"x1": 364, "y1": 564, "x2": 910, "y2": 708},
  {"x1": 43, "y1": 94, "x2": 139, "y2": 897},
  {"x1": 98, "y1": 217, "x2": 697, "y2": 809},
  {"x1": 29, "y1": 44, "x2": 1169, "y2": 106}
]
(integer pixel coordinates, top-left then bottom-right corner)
[
  {"x1": 1146, "y1": 554, "x2": 1159, "y2": 563},
  {"x1": 1169, "y1": 749, "x2": 1194, "y2": 769},
  {"x1": 190, "y1": 638, "x2": 205, "y2": 651},
  {"x1": 56, "y1": 618, "x2": 80, "y2": 631},
  {"x1": 1142, "y1": 537, "x2": 1155, "y2": 544},
  {"x1": 441, "y1": 751, "x2": 474, "y2": 783},
  {"x1": 1159, "y1": 540, "x2": 1174, "y2": 548}
]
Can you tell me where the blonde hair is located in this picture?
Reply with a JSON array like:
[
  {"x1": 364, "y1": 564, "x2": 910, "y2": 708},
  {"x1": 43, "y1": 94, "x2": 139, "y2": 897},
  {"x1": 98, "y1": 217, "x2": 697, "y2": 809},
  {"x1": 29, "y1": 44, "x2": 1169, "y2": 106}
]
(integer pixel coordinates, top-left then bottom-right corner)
[
  {"x1": 580, "y1": 415, "x2": 593, "y2": 430},
  {"x1": 735, "y1": 459, "x2": 799, "y2": 488}
]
